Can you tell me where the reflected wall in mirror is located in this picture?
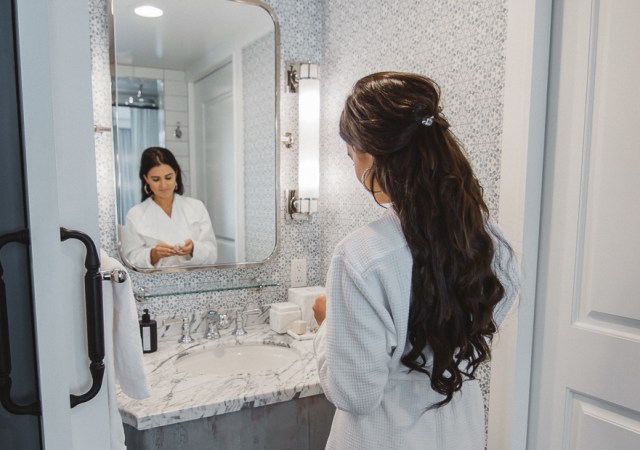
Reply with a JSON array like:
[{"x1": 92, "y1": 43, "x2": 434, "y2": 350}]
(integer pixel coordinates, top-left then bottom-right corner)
[{"x1": 111, "y1": 0, "x2": 279, "y2": 272}]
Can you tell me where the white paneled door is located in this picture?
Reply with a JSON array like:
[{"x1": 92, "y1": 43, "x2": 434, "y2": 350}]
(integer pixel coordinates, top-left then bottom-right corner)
[
  {"x1": 193, "y1": 61, "x2": 243, "y2": 263},
  {"x1": 529, "y1": 0, "x2": 640, "y2": 448}
]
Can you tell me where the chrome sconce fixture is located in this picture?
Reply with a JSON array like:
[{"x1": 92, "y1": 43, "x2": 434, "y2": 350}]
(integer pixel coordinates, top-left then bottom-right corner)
[
  {"x1": 280, "y1": 131, "x2": 293, "y2": 148},
  {"x1": 283, "y1": 62, "x2": 320, "y2": 220}
]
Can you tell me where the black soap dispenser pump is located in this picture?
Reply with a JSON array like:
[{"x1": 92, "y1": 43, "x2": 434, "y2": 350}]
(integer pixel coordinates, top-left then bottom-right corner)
[{"x1": 139, "y1": 309, "x2": 157, "y2": 353}]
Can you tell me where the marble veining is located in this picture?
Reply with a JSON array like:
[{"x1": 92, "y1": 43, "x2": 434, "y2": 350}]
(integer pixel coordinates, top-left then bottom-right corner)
[{"x1": 117, "y1": 324, "x2": 321, "y2": 430}]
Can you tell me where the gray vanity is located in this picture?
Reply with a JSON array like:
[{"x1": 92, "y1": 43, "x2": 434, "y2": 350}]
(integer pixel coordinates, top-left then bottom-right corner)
[
  {"x1": 123, "y1": 395, "x2": 334, "y2": 450},
  {"x1": 119, "y1": 323, "x2": 334, "y2": 450}
]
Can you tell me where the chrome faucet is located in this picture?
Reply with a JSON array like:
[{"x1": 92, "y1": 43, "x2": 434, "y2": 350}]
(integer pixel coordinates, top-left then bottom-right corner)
[
  {"x1": 205, "y1": 310, "x2": 221, "y2": 340},
  {"x1": 233, "y1": 307, "x2": 261, "y2": 336}
]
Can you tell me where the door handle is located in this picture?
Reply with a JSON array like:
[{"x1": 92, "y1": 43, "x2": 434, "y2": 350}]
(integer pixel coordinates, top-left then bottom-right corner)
[
  {"x1": 0, "y1": 229, "x2": 41, "y2": 415},
  {"x1": 60, "y1": 227, "x2": 105, "y2": 408}
]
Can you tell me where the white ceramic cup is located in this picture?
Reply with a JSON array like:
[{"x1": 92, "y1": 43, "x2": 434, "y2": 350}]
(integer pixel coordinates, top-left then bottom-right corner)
[{"x1": 291, "y1": 320, "x2": 307, "y2": 335}]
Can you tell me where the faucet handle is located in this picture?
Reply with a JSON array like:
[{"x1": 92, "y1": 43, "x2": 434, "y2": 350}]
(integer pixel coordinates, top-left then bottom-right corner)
[
  {"x1": 233, "y1": 308, "x2": 248, "y2": 336},
  {"x1": 205, "y1": 311, "x2": 221, "y2": 340},
  {"x1": 178, "y1": 317, "x2": 193, "y2": 344},
  {"x1": 232, "y1": 306, "x2": 262, "y2": 337},
  {"x1": 162, "y1": 317, "x2": 194, "y2": 343}
]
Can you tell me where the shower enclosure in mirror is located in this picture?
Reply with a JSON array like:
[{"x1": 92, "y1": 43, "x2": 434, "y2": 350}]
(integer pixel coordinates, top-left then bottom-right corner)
[{"x1": 111, "y1": 0, "x2": 280, "y2": 272}]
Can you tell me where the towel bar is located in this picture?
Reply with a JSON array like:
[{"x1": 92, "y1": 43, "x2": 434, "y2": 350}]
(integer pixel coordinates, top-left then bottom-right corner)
[{"x1": 101, "y1": 269, "x2": 127, "y2": 283}]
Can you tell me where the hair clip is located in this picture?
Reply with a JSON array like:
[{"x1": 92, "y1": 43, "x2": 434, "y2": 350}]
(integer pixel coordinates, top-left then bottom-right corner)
[{"x1": 421, "y1": 116, "x2": 434, "y2": 126}]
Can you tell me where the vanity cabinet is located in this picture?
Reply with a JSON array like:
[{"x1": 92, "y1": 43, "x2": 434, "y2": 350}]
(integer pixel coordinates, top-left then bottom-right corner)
[
  {"x1": 123, "y1": 394, "x2": 334, "y2": 450},
  {"x1": 118, "y1": 325, "x2": 334, "y2": 449}
]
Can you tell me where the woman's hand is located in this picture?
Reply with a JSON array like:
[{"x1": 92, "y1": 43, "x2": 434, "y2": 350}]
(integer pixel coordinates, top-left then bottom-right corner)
[
  {"x1": 176, "y1": 239, "x2": 194, "y2": 256},
  {"x1": 312, "y1": 295, "x2": 327, "y2": 326},
  {"x1": 150, "y1": 242, "x2": 177, "y2": 265}
]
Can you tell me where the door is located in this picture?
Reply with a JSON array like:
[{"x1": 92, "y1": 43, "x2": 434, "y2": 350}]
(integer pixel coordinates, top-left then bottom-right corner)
[
  {"x1": 0, "y1": 0, "x2": 42, "y2": 448},
  {"x1": 193, "y1": 61, "x2": 242, "y2": 263},
  {"x1": 529, "y1": 0, "x2": 640, "y2": 448},
  {"x1": 6, "y1": 0, "x2": 111, "y2": 449}
]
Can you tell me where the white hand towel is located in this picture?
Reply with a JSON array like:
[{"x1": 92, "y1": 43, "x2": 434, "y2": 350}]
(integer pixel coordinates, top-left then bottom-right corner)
[{"x1": 100, "y1": 249, "x2": 150, "y2": 450}]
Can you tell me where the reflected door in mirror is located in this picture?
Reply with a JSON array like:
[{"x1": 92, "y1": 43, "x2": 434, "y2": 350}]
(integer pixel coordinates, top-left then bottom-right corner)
[{"x1": 193, "y1": 62, "x2": 241, "y2": 264}]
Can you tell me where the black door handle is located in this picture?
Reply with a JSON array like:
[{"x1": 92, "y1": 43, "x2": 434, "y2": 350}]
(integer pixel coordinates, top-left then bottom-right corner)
[
  {"x1": 0, "y1": 229, "x2": 41, "y2": 416},
  {"x1": 60, "y1": 227, "x2": 105, "y2": 408}
]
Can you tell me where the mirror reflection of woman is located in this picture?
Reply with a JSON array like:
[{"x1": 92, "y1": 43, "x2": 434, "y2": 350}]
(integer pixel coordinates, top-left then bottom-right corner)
[{"x1": 121, "y1": 147, "x2": 218, "y2": 268}]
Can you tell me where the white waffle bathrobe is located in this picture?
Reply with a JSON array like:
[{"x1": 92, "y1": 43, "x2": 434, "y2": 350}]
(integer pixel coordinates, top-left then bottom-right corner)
[
  {"x1": 314, "y1": 209, "x2": 518, "y2": 450},
  {"x1": 121, "y1": 195, "x2": 217, "y2": 268}
]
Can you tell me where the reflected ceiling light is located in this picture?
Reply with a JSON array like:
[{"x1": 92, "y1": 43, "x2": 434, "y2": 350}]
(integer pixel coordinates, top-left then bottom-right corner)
[{"x1": 134, "y1": 5, "x2": 163, "y2": 18}]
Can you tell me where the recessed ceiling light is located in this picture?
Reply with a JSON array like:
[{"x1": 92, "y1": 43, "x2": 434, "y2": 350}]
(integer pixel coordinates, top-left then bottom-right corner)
[{"x1": 134, "y1": 5, "x2": 163, "y2": 18}]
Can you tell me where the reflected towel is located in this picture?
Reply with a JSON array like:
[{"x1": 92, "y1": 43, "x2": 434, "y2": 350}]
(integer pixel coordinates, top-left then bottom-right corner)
[{"x1": 101, "y1": 249, "x2": 150, "y2": 450}]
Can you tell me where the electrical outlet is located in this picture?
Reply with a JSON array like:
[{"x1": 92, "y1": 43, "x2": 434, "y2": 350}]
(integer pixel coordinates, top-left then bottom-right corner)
[{"x1": 291, "y1": 258, "x2": 307, "y2": 287}]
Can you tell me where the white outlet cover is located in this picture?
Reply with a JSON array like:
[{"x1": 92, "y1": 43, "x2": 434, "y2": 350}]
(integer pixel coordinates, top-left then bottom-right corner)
[{"x1": 291, "y1": 258, "x2": 307, "y2": 287}]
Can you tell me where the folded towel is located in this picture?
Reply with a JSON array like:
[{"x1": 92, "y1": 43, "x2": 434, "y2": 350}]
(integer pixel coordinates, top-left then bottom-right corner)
[{"x1": 100, "y1": 249, "x2": 150, "y2": 450}]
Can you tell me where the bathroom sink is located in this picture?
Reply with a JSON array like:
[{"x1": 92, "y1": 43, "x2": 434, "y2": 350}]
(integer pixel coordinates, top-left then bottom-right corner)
[{"x1": 175, "y1": 344, "x2": 300, "y2": 376}]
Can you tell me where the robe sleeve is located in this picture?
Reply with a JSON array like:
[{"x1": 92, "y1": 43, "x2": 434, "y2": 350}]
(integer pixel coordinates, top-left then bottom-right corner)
[
  {"x1": 121, "y1": 216, "x2": 153, "y2": 268},
  {"x1": 188, "y1": 200, "x2": 218, "y2": 265},
  {"x1": 314, "y1": 250, "x2": 393, "y2": 415}
]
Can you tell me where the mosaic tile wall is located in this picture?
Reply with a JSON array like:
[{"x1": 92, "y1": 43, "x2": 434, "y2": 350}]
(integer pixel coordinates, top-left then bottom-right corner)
[
  {"x1": 91, "y1": 0, "x2": 507, "y2": 442},
  {"x1": 319, "y1": 0, "x2": 507, "y2": 272}
]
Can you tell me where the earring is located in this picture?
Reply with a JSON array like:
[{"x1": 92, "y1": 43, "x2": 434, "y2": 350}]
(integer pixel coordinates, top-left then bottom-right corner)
[
  {"x1": 174, "y1": 184, "x2": 178, "y2": 192},
  {"x1": 144, "y1": 184, "x2": 151, "y2": 195},
  {"x1": 360, "y1": 166, "x2": 382, "y2": 196},
  {"x1": 360, "y1": 167, "x2": 371, "y2": 187}
]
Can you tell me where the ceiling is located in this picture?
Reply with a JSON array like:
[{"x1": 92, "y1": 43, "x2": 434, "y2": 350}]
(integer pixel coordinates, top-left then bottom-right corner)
[{"x1": 113, "y1": 0, "x2": 274, "y2": 71}]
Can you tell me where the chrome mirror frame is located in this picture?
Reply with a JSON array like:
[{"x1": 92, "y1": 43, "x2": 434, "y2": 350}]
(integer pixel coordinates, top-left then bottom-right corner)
[{"x1": 110, "y1": 0, "x2": 281, "y2": 273}]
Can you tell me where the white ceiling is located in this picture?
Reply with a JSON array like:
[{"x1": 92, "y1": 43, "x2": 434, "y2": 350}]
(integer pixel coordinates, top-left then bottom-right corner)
[{"x1": 113, "y1": 0, "x2": 274, "y2": 71}]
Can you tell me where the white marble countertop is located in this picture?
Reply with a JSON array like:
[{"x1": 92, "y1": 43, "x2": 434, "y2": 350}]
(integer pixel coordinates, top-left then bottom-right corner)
[{"x1": 117, "y1": 324, "x2": 322, "y2": 430}]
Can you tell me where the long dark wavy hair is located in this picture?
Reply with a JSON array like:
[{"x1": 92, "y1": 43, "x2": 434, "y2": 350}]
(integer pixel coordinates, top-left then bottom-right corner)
[
  {"x1": 340, "y1": 72, "x2": 510, "y2": 408},
  {"x1": 139, "y1": 147, "x2": 184, "y2": 201}
]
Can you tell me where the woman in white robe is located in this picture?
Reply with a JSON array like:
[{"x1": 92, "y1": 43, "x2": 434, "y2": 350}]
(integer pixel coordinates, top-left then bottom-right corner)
[
  {"x1": 121, "y1": 147, "x2": 217, "y2": 268},
  {"x1": 313, "y1": 73, "x2": 519, "y2": 449}
]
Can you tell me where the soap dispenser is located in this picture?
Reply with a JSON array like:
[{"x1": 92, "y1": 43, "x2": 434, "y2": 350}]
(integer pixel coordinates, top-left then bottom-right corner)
[{"x1": 139, "y1": 309, "x2": 157, "y2": 353}]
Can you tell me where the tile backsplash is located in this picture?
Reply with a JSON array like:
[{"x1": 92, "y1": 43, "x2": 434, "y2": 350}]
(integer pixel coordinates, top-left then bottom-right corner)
[{"x1": 319, "y1": 0, "x2": 507, "y2": 268}]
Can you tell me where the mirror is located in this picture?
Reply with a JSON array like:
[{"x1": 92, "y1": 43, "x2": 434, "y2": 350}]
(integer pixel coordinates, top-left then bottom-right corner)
[{"x1": 111, "y1": 0, "x2": 280, "y2": 272}]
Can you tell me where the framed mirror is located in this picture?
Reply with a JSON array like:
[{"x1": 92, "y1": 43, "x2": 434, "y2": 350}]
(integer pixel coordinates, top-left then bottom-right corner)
[{"x1": 111, "y1": 0, "x2": 280, "y2": 272}]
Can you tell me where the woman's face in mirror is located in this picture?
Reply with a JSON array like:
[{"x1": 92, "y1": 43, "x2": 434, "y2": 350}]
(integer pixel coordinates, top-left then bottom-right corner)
[{"x1": 143, "y1": 164, "x2": 177, "y2": 201}]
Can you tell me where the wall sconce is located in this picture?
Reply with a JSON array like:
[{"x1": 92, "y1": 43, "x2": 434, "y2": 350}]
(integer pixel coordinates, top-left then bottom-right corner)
[
  {"x1": 285, "y1": 62, "x2": 320, "y2": 220},
  {"x1": 280, "y1": 132, "x2": 293, "y2": 148}
]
